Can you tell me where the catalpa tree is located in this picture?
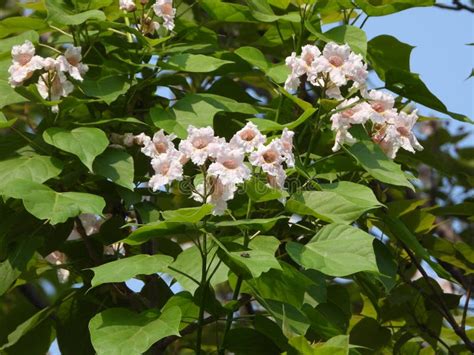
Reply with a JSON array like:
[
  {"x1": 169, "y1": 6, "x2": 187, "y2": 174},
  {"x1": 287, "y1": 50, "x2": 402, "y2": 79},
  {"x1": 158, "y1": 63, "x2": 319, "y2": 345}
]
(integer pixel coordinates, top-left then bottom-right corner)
[{"x1": 0, "y1": 0, "x2": 473, "y2": 354}]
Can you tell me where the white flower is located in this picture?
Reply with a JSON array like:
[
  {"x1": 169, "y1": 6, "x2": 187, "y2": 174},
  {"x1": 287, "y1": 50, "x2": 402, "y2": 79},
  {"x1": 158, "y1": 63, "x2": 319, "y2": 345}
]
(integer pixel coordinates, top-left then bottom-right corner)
[
  {"x1": 311, "y1": 42, "x2": 351, "y2": 87},
  {"x1": 41, "y1": 57, "x2": 59, "y2": 71},
  {"x1": 277, "y1": 128, "x2": 295, "y2": 168},
  {"x1": 266, "y1": 164, "x2": 286, "y2": 190},
  {"x1": 229, "y1": 122, "x2": 266, "y2": 153},
  {"x1": 249, "y1": 141, "x2": 284, "y2": 177},
  {"x1": 382, "y1": 110, "x2": 423, "y2": 158},
  {"x1": 207, "y1": 146, "x2": 251, "y2": 185},
  {"x1": 57, "y1": 46, "x2": 88, "y2": 81},
  {"x1": 330, "y1": 98, "x2": 371, "y2": 130},
  {"x1": 120, "y1": 0, "x2": 136, "y2": 11},
  {"x1": 345, "y1": 52, "x2": 368, "y2": 88},
  {"x1": 332, "y1": 127, "x2": 356, "y2": 152},
  {"x1": 149, "y1": 150, "x2": 184, "y2": 191},
  {"x1": 36, "y1": 71, "x2": 74, "y2": 112},
  {"x1": 301, "y1": 45, "x2": 321, "y2": 70},
  {"x1": 179, "y1": 126, "x2": 223, "y2": 166},
  {"x1": 8, "y1": 40, "x2": 43, "y2": 87},
  {"x1": 153, "y1": 0, "x2": 176, "y2": 31},
  {"x1": 141, "y1": 129, "x2": 177, "y2": 158},
  {"x1": 192, "y1": 177, "x2": 236, "y2": 216},
  {"x1": 364, "y1": 89, "x2": 397, "y2": 124},
  {"x1": 284, "y1": 73, "x2": 301, "y2": 92}
]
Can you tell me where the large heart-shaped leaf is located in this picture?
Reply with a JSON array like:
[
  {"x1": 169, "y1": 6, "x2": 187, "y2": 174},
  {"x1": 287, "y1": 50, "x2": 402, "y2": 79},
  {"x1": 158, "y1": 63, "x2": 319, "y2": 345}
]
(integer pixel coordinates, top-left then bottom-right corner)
[
  {"x1": 43, "y1": 127, "x2": 109, "y2": 171},
  {"x1": 286, "y1": 181, "x2": 383, "y2": 224},
  {"x1": 93, "y1": 148, "x2": 135, "y2": 190},
  {"x1": 90, "y1": 254, "x2": 174, "y2": 288},
  {"x1": 0, "y1": 155, "x2": 62, "y2": 190},
  {"x1": 46, "y1": 0, "x2": 105, "y2": 25},
  {"x1": 164, "y1": 54, "x2": 233, "y2": 73},
  {"x1": 150, "y1": 93, "x2": 258, "y2": 138},
  {"x1": 287, "y1": 224, "x2": 379, "y2": 277},
  {"x1": 89, "y1": 306, "x2": 181, "y2": 355},
  {"x1": 1, "y1": 180, "x2": 105, "y2": 224}
]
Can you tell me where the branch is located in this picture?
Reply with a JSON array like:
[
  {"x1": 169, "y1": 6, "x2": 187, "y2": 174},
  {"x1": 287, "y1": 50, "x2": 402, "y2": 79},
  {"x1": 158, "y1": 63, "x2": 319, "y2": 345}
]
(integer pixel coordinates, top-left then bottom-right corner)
[
  {"x1": 153, "y1": 294, "x2": 252, "y2": 352},
  {"x1": 434, "y1": 0, "x2": 474, "y2": 12}
]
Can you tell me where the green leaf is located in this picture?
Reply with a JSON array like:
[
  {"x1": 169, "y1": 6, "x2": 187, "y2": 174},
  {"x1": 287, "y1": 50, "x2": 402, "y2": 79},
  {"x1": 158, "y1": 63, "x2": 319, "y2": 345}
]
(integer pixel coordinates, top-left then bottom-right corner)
[
  {"x1": 164, "y1": 54, "x2": 233, "y2": 73},
  {"x1": 258, "y1": 298, "x2": 310, "y2": 337},
  {"x1": 287, "y1": 224, "x2": 379, "y2": 277},
  {"x1": 93, "y1": 148, "x2": 135, "y2": 190},
  {"x1": 81, "y1": 75, "x2": 131, "y2": 105},
  {"x1": 244, "y1": 177, "x2": 287, "y2": 202},
  {"x1": 355, "y1": 0, "x2": 434, "y2": 16},
  {"x1": 161, "y1": 204, "x2": 214, "y2": 223},
  {"x1": 90, "y1": 254, "x2": 173, "y2": 288},
  {"x1": 0, "y1": 30, "x2": 39, "y2": 55},
  {"x1": 234, "y1": 46, "x2": 290, "y2": 84},
  {"x1": 222, "y1": 236, "x2": 282, "y2": 278},
  {"x1": 367, "y1": 35, "x2": 414, "y2": 81},
  {"x1": 0, "y1": 307, "x2": 55, "y2": 350},
  {"x1": 200, "y1": 0, "x2": 255, "y2": 23},
  {"x1": 286, "y1": 181, "x2": 382, "y2": 224},
  {"x1": 123, "y1": 221, "x2": 194, "y2": 245},
  {"x1": 308, "y1": 25, "x2": 367, "y2": 57},
  {"x1": 150, "y1": 93, "x2": 258, "y2": 138},
  {"x1": 0, "y1": 155, "x2": 63, "y2": 190},
  {"x1": 215, "y1": 216, "x2": 286, "y2": 231},
  {"x1": 89, "y1": 306, "x2": 181, "y2": 355},
  {"x1": 1, "y1": 180, "x2": 105, "y2": 224},
  {"x1": 347, "y1": 140, "x2": 414, "y2": 189},
  {"x1": 46, "y1": 0, "x2": 106, "y2": 25},
  {"x1": 167, "y1": 245, "x2": 229, "y2": 293},
  {"x1": 349, "y1": 317, "x2": 391, "y2": 351},
  {"x1": 0, "y1": 17, "x2": 46, "y2": 39},
  {"x1": 223, "y1": 328, "x2": 281, "y2": 354},
  {"x1": 43, "y1": 127, "x2": 109, "y2": 171},
  {"x1": 0, "y1": 115, "x2": 17, "y2": 129},
  {"x1": 384, "y1": 69, "x2": 472, "y2": 123}
]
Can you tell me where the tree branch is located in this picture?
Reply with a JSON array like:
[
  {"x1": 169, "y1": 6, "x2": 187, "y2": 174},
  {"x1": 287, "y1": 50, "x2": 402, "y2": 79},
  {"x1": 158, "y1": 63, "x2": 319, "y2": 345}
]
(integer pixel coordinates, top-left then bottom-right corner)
[{"x1": 434, "y1": 0, "x2": 474, "y2": 13}]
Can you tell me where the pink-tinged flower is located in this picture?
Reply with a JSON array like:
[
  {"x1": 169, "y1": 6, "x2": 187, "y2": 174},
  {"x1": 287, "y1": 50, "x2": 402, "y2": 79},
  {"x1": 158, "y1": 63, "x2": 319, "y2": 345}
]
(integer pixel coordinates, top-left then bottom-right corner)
[
  {"x1": 141, "y1": 129, "x2": 177, "y2": 158},
  {"x1": 229, "y1": 122, "x2": 266, "y2": 153},
  {"x1": 284, "y1": 46, "x2": 321, "y2": 92},
  {"x1": 284, "y1": 73, "x2": 301, "y2": 92},
  {"x1": 345, "y1": 52, "x2": 368, "y2": 88},
  {"x1": 249, "y1": 141, "x2": 284, "y2": 176},
  {"x1": 36, "y1": 71, "x2": 74, "y2": 113},
  {"x1": 179, "y1": 126, "x2": 223, "y2": 165},
  {"x1": 192, "y1": 177, "x2": 237, "y2": 216},
  {"x1": 332, "y1": 127, "x2": 356, "y2": 152},
  {"x1": 57, "y1": 46, "x2": 88, "y2": 81},
  {"x1": 120, "y1": 0, "x2": 136, "y2": 12},
  {"x1": 207, "y1": 146, "x2": 251, "y2": 186},
  {"x1": 382, "y1": 110, "x2": 423, "y2": 158},
  {"x1": 149, "y1": 150, "x2": 184, "y2": 190},
  {"x1": 8, "y1": 40, "x2": 43, "y2": 87},
  {"x1": 364, "y1": 89, "x2": 397, "y2": 124},
  {"x1": 153, "y1": 0, "x2": 176, "y2": 31},
  {"x1": 266, "y1": 164, "x2": 286, "y2": 190},
  {"x1": 311, "y1": 42, "x2": 351, "y2": 87},
  {"x1": 276, "y1": 128, "x2": 295, "y2": 168},
  {"x1": 330, "y1": 98, "x2": 372, "y2": 129}
]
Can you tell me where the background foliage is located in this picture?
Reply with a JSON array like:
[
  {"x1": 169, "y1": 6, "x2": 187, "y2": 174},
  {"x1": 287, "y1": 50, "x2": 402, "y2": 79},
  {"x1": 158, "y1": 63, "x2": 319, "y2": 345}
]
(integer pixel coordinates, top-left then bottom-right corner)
[{"x1": 0, "y1": 0, "x2": 473, "y2": 354}]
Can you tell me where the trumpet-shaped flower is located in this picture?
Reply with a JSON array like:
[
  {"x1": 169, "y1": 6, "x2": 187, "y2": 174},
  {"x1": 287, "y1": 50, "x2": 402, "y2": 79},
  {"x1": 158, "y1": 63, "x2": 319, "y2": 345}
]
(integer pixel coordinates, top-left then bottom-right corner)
[
  {"x1": 229, "y1": 122, "x2": 266, "y2": 153},
  {"x1": 149, "y1": 150, "x2": 184, "y2": 190},
  {"x1": 207, "y1": 146, "x2": 251, "y2": 185},
  {"x1": 179, "y1": 126, "x2": 223, "y2": 165},
  {"x1": 153, "y1": 0, "x2": 176, "y2": 31},
  {"x1": 8, "y1": 40, "x2": 43, "y2": 87},
  {"x1": 57, "y1": 46, "x2": 88, "y2": 81}
]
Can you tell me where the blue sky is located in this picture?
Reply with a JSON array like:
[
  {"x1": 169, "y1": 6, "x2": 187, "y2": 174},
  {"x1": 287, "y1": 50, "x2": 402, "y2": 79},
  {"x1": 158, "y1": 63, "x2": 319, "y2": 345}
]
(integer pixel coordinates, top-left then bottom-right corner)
[{"x1": 363, "y1": 5, "x2": 474, "y2": 121}]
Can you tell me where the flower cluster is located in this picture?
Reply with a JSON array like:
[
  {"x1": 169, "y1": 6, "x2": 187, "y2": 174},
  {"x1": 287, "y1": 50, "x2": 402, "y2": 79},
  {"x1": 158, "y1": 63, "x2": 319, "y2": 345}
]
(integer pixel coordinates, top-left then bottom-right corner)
[
  {"x1": 285, "y1": 42, "x2": 423, "y2": 159},
  {"x1": 285, "y1": 42, "x2": 368, "y2": 99},
  {"x1": 8, "y1": 40, "x2": 88, "y2": 113},
  {"x1": 329, "y1": 90, "x2": 423, "y2": 158},
  {"x1": 136, "y1": 123, "x2": 295, "y2": 215},
  {"x1": 120, "y1": 0, "x2": 176, "y2": 32}
]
